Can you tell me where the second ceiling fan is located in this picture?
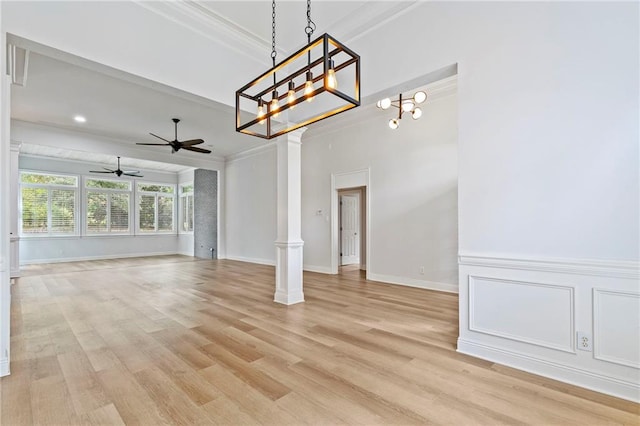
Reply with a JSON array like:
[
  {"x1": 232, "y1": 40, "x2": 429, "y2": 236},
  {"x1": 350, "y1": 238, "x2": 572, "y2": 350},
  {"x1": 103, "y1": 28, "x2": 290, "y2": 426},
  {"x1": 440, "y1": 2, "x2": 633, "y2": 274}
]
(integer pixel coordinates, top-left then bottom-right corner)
[{"x1": 137, "y1": 118, "x2": 211, "y2": 154}]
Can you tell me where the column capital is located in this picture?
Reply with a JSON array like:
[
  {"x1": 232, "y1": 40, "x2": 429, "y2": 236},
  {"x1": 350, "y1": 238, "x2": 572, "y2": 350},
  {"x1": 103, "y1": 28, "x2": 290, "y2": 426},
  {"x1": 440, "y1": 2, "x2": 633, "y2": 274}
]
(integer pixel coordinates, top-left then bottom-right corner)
[{"x1": 283, "y1": 126, "x2": 307, "y2": 144}]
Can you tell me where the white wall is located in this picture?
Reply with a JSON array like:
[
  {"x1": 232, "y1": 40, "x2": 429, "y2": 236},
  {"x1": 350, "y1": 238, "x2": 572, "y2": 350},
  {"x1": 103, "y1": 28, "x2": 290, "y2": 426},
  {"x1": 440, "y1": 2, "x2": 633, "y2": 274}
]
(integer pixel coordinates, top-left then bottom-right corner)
[
  {"x1": 224, "y1": 147, "x2": 277, "y2": 265},
  {"x1": 302, "y1": 87, "x2": 458, "y2": 291},
  {"x1": 18, "y1": 154, "x2": 183, "y2": 264}
]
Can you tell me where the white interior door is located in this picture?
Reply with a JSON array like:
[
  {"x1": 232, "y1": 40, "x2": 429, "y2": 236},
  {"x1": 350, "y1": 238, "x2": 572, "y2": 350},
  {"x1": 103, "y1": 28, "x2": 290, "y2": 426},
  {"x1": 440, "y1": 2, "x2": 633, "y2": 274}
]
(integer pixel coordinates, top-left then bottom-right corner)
[{"x1": 340, "y1": 194, "x2": 360, "y2": 265}]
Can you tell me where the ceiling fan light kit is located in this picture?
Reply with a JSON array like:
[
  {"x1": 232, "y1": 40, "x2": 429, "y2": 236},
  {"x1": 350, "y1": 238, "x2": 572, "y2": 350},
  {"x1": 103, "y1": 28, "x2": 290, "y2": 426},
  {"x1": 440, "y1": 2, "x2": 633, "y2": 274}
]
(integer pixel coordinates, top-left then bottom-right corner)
[
  {"x1": 235, "y1": 0, "x2": 360, "y2": 140},
  {"x1": 90, "y1": 156, "x2": 143, "y2": 177},
  {"x1": 136, "y1": 118, "x2": 211, "y2": 154},
  {"x1": 376, "y1": 91, "x2": 428, "y2": 130}
]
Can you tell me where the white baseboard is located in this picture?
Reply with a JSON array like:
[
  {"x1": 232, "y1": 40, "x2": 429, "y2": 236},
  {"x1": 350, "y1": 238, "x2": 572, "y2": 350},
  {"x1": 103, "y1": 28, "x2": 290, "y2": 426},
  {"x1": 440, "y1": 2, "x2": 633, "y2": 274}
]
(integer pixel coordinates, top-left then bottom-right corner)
[
  {"x1": 457, "y1": 338, "x2": 640, "y2": 403},
  {"x1": 20, "y1": 251, "x2": 181, "y2": 265},
  {"x1": 303, "y1": 264, "x2": 333, "y2": 274},
  {"x1": 0, "y1": 357, "x2": 9, "y2": 377},
  {"x1": 223, "y1": 255, "x2": 275, "y2": 266},
  {"x1": 367, "y1": 272, "x2": 458, "y2": 294}
]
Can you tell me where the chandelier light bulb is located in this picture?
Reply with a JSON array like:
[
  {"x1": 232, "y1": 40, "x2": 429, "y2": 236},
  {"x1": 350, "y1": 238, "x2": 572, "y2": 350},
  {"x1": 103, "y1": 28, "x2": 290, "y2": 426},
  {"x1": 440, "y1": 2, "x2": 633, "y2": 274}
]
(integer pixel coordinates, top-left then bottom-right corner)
[
  {"x1": 257, "y1": 99, "x2": 265, "y2": 125},
  {"x1": 388, "y1": 118, "x2": 399, "y2": 129},
  {"x1": 287, "y1": 81, "x2": 296, "y2": 109},
  {"x1": 326, "y1": 59, "x2": 338, "y2": 90},
  {"x1": 270, "y1": 91, "x2": 280, "y2": 118},
  {"x1": 402, "y1": 100, "x2": 414, "y2": 112},
  {"x1": 379, "y1": 98, "x2": 392, "y2": 110},
  {"x1": 414, "y1": 91, "x2": 427, "y2": 104},
  {"x1": 304, "y1": 71, "x2": 314, "y2": 102},
  {"x1": 412, "y1": 107, "x2": 422, "y2": 120}
]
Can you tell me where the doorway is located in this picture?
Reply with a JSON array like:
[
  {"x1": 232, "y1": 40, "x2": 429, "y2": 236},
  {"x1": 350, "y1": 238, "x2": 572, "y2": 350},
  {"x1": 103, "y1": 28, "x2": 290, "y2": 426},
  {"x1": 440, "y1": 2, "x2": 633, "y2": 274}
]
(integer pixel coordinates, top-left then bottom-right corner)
[
  {"x1": 338, "y1": 188, "x2": 365, "y2": 270},
  {"x1": 331, "y1": 168, "x2": 370, "y2": 276}
]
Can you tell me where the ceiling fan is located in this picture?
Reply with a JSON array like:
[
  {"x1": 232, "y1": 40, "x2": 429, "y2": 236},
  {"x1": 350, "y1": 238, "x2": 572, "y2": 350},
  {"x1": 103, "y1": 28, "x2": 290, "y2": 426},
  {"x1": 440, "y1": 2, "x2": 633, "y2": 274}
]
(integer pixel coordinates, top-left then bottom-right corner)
[
  {"x1": 136, "y1": 118, "x2": 211, "y2": 154},
  {"x1": 90, "y1": 156, "x2": 143, "y2": 177}
]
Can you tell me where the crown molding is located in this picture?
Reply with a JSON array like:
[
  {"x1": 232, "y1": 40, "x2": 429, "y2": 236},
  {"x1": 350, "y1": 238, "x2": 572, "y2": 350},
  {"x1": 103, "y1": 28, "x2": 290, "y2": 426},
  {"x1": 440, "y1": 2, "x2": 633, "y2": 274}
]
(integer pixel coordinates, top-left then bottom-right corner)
[
  {"x1": 225, "y1": 140, "x2": 277, "y2": 164},
  {"x1": 134, "y1": 1, "x2": 420, "y2": 71},
  {"x1": 133, "y1": 0, "x2": 274, "y2": 67},
  {"x1": 325, "y1": 1, "x2": 421, "y2": 46}
]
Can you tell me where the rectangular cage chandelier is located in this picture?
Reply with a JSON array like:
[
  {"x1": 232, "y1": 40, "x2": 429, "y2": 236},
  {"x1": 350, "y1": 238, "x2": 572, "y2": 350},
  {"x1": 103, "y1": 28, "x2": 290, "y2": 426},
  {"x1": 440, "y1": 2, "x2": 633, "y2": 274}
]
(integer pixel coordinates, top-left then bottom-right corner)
[{"x1": 235, "y1": 1, "x2": 360, "y2": 140}]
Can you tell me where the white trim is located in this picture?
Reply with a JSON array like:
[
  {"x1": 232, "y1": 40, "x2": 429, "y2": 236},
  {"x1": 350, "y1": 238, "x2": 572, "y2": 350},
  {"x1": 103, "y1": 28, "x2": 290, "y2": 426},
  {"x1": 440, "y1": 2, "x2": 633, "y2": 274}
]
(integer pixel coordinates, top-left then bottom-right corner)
[
  {"x1": 331, "y1": 168, "x2": 371, "y2": 278},
  {"x1": 457, "y1": 338, "x2": 640, "y2": 403},
  {"x1": 303, "y1": 264, "x2": 333, "y2": 274},
  {"x1": 459, "y1": 252, "x2": 639, "y2": 279},
  {"x1": 0, "y1": 358, "x2": 8, "y2": 377},
  {"x1": 368, "y1": 272, "x2": 458, "y2": 294},
  {"x1": 468, "y1": 276, "x2": 575, "y2": 353},
  {"x1": 20, "y1": 251, "x2": 181, "y2": 265},
  {"x1": 223, "y1": 255, "x2": 275, "y2": 267},
  {"x1": 593, "y1": 288, "x2": 640, "y2": 368},
  {"x1": 225, "y1": 141, "x2": 276, "y2": 164}
]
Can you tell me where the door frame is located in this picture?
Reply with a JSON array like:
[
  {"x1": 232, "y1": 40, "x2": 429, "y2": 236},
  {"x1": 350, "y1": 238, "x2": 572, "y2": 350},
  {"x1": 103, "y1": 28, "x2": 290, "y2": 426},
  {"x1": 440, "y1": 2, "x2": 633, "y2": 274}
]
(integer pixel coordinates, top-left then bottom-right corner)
[{"x1": 331, "y1": 168, "x2": 370, "y2": 277}]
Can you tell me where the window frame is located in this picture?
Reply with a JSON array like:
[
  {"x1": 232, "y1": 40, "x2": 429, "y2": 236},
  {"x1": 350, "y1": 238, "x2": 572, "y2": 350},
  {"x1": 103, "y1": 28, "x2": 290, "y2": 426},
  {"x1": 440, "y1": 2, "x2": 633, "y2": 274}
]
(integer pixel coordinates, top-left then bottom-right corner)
[
  {"x1": 19, "y1": 170, "x2": 80, "y2": 237},
  {"x1": 83, "y1": 176, "x2": 133, "y2": 236},
  {"x1": 136, "y1": 181, "x2": 176, "y2": 234},
  {"x1": 178, "y1": 182, "x2": 194, "y2": 234}
]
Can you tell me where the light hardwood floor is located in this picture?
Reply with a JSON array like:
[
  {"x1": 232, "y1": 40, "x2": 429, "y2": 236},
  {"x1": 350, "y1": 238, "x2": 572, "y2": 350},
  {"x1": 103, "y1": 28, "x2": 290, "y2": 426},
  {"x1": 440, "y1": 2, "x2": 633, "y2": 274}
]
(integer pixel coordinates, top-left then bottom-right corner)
[{"x1": 1, "y1": 256, "x2": 638, "y2": 425}]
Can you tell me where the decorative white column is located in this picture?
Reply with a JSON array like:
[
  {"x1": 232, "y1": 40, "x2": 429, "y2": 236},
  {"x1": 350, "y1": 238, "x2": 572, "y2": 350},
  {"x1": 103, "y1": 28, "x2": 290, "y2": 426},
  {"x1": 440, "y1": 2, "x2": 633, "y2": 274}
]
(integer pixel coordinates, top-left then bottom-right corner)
[{"x1": 274, "y1": 127, "x2": 306, "y2": 305}]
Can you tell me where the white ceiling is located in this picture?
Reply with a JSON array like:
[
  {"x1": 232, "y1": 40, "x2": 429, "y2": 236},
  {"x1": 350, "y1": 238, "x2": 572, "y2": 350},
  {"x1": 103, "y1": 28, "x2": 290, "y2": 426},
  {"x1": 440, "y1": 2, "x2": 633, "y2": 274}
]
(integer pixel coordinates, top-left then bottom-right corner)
[{"x1": 10, "y1": 1, "x2": 419, "y2": 171}]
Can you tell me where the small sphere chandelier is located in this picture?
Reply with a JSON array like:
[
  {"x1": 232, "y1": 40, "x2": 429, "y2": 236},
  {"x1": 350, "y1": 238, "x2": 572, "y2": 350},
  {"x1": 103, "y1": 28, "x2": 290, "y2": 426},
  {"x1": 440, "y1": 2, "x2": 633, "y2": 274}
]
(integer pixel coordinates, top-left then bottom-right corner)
[{"x1": 376, "y1": 90, "x2": 427, "y2": 129}]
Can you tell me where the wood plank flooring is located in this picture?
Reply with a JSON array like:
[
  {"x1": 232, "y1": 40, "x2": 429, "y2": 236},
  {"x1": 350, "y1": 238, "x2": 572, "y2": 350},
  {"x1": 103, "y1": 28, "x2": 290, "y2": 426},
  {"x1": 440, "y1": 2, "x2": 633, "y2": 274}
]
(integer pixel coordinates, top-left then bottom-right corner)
[{"x1": 1, "y1": 255, "x2": 638, "y2": 425}]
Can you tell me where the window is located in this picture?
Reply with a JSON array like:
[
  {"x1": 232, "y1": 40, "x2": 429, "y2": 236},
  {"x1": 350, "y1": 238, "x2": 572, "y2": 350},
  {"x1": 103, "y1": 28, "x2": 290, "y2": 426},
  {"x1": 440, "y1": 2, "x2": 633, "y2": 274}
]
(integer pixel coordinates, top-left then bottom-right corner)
[
  {"x1": 179, "y1": 183, "x2": 194, "y2": 233},
  {"x1": 86, "y1": 178, "x2": 131, "y2": 234},
  {"x1": 20, "y1": 172, "x2": 78, "y2": 235},
  {"x1": 137, "y1": 183, "x2": 175, "y2": 233}
]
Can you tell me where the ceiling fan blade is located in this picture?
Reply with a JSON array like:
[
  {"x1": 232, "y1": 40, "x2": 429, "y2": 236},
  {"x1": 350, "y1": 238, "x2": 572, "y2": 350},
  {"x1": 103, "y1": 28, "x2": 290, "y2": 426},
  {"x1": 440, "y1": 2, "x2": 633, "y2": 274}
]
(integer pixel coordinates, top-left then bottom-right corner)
[
  {"x1": 122, "y1": 170, "x2": 140, "y2": 174},
  {"x1": 103, "y1": 167, "x2": 116, "y2": 172},
  {"x1": 183, "y1": 146, "x2": 212, "y2": 154},
  {"x1": 149, "y1": 132, "x2": 172, "y2": 143},
  {"x1": 180, "y1": 139, "x2": 204, "y2": 146},
  {"x1": 90, "y1": 170, "x2": 115, "y2": 174},
  {"x1": 136, "y1": 142, "x2": 170, "y2": 146},
  {"x1": 123, "y1": 173, "x2": 143, "y2": 177}
]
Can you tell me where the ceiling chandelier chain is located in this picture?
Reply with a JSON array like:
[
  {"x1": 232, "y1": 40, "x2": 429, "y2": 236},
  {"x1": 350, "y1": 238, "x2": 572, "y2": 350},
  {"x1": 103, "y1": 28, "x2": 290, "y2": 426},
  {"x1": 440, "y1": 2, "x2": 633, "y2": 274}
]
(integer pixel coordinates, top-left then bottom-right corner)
[
  {"x1": 271, "y1": 0, "x2": 277, "y2": 65},
  {"x1": 305, "y1": 0, "x2": 316, "y2": 42},
  {"x1": 235, "y1": 0, "x2": 361, "y2": 139}
]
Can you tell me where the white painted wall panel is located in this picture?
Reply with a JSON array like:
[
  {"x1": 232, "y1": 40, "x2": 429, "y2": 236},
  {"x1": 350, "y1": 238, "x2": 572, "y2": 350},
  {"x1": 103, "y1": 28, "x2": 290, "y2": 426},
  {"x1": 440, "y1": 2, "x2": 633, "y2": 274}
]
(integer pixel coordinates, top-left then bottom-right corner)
[
  {"x1": 469, "y1": 276, "x2": 574, "y2": 352},
  {"x1": 594, "y1": 290, "x2": 640, "y2": 368},
  {"x1": 224, "y1": 147, "x2": 277, "y2": 265}
]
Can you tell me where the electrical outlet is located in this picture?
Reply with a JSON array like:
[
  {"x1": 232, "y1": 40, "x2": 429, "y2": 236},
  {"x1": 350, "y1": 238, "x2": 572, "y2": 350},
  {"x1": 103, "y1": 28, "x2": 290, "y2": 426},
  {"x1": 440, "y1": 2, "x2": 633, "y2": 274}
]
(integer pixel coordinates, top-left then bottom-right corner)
[
  {"x1": 419, "y1": 266, "x2": 425, "y2": 275},
  {"x1": 577, "y1": 331, "x2": 592, "y2": 351}
]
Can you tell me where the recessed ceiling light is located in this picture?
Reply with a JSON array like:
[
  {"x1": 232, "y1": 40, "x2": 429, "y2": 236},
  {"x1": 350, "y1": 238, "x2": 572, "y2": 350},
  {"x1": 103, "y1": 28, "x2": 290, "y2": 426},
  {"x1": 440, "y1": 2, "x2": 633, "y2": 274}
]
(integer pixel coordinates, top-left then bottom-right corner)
[{"x1": 74, "y1": 115, "x2": 86, "y2": 123}]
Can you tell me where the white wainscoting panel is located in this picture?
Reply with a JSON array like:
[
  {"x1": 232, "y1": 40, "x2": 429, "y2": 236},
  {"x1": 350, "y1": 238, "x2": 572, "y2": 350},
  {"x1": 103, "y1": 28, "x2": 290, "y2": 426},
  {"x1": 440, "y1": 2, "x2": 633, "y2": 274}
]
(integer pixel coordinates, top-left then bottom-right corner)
[
  {"x1": 459, "y1": 253, "x2": 640, "y2": 402},
  {"x1": 594, "y1": 289, "x2": 640, "y2": 368},
  {"x1": 469, "y1": 276, "x2": 574, "y2": 353}
]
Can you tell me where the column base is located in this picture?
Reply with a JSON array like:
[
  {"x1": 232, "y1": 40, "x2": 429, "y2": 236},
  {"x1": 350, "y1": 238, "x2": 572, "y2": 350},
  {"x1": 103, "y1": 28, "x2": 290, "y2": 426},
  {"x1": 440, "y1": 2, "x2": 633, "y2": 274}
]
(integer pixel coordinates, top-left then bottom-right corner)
[
  {"x1": 274, "y1": 290, "x2": 305, "y2": 305},
  {"x1": 274, "y1": 240, "x2": 304, "y2": 305}
]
